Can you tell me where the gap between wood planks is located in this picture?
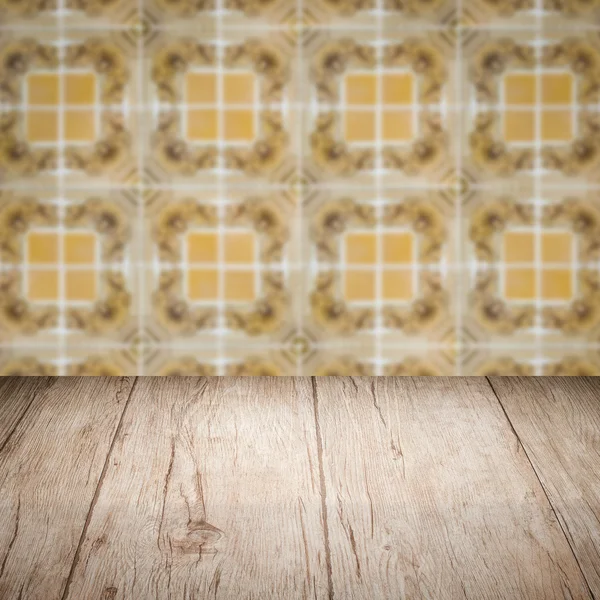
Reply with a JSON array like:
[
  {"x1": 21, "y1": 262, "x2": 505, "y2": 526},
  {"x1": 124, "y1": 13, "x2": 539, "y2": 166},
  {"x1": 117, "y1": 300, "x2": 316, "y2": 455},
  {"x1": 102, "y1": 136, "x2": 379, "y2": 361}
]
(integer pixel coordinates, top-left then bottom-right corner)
[
  {"x1": 60, "y1": 376, "x2": 139, "y2": 600},
  {"x1": 486, "y1": 376, "x2": 597, "y2": 600},
  {"x1": 0, "y1": 378, "x2": 54, "y2": 456},
  {"x1": 55, "y1": 376, "x2": 331, "y2": 600},
  {"x1": 311, "y1": 376, "x2": 334, "y2": 600}
]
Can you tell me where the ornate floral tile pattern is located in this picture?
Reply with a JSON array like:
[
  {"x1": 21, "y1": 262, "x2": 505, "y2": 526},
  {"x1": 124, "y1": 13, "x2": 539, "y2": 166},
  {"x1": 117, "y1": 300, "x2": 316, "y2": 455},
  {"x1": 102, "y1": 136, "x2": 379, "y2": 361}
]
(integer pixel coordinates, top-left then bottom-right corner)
[{"x1": 1, "y1": 0, "x2": 600, "y2": 375}]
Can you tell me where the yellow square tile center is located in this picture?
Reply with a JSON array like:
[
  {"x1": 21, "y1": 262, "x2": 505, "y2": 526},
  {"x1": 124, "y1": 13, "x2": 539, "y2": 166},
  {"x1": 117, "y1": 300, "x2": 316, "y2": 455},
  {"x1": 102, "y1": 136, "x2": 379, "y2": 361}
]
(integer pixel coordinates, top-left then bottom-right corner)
[
  {"x1": 186, "y1": 230, "x2": 257, "y2": 302},
  {"x1": 345, "y1": 231, "x2": 414, "y2": 264},
  {"x1": 502, "y1": 230, "x2": 574, "y2": 302},
  {"x1": 344, "y1": 231, "x2": 414, "y2": 303},
  {"x1": 25, "y1": 231, "x2": 98, "y2": 303},
  {"x1": 345, "y1": 232, "x2": 377, "y2": 264},
  {"x1": 27, "y1": 73, "x2": 60, "y2": 105},
  {"x1": 344, "y1": 72, "x2": 415, "y2": 144},
  {"x1": 502, "y1": 72, "x2": 574, "y2": 144},
  {"x1": 25, "y1": 72, "x2": 97, "y2": 144},
  {"x1": 185, "y1": 71, "x2": 257, "y2": 144}
]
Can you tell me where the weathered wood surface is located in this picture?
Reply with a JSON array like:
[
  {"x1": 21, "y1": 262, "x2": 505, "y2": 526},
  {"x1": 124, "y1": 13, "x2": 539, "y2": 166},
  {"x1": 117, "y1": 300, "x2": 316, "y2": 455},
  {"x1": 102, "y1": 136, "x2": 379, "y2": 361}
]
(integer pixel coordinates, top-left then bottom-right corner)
[
  {"x1": 313, "y1": 377, "x2": 593, "y2": 600},
  {"x1": 0, "y1": 377, "x2": 52, "y2": 451},
  {"x1": 0, "y1": 377, "x2": 135, "y2": 600},
  {"x1": 489, "y1": 376, "x2": 600, "y2": 598},
  {"x1": 62, "y1": 377, "x2": 328, "y2": 600},
  {"x1": 1, "y1": 376, "x2": 599, "y2": 600}
]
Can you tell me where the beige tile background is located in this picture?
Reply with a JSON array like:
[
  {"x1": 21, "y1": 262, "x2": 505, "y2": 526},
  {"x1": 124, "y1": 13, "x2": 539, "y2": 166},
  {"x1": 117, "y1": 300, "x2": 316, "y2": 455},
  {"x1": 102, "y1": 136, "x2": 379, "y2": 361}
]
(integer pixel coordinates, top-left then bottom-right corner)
[{"x1": 1, "y1": 0, "x2": 600, "y2": 374}]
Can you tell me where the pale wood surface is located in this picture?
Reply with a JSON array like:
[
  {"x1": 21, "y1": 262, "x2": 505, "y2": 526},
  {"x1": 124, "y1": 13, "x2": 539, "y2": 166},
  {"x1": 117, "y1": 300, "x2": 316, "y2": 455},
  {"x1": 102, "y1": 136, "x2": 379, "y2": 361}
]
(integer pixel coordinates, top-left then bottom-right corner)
[
  {"x1": 0, "y1": 376, "x2": 598, "y2": 600},
  {"x1": 313, "y1": 377, "x2": 593, "y2": 600},
  {"x1": 0, "y1": 377, "x2": 135, "y2": 600},
  {"x1": 489, "y1": 376, "x2": 600, "y2": 598},
  {"x1": 63, "y1": 377, "x2": 328, "y2": 600},
  {"x1": 0, "y1": 377, "x2": 52, "y2": 451}
]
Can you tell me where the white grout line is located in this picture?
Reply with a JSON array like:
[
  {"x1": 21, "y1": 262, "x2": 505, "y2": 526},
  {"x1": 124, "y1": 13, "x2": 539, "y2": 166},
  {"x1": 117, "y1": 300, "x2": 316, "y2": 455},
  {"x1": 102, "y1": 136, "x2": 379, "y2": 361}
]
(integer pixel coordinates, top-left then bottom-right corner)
[
  {"x1": 295, "y1": 2, "x2": 305, "y2": 375},
  {"x1": 216, "y1": 10, "x2": 225, "y2": 376},
  {"x1": 136, "y1": 0, "x2": 145, "y2": 375},
  {"x1": 374, "y1": 3, "x2": 383, "y2": 375},
  {"x1": 57, "y1": 4, "x2": 66, "y2": 375},
  {"x1": 455, "y1": 0, "x2": 464, "y2": 375},
  {"x1": 534, "y1": 2, "x2": 543, "y2": 376}
]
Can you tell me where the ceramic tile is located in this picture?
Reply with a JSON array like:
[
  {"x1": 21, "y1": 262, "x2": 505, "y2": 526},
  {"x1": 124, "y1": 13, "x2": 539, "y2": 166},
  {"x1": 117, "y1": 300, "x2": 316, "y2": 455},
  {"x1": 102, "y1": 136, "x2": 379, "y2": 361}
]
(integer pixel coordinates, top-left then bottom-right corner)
[
  {"x1": 300, "y1": 27, "x2": 459, "y2": 189},
  {"x1": 140, "y1": 27, "x2": 300, "y2": 187},
  {"x1": 461, "y1": 0, "x2": 600, "y2": 28},
  {"x1": 460, "y1": 185, "x2": 600, "y2": 348},
  {"x1": 0, "y1": 345, "x2": 141, "y2": 374},
  {"x1": 0, "y1": 0, "x2": 140, "y2": 28},
  {"x1": 0, "y1": 187, "x2": 140, "y2": 346},
  {"x1": 460, "y1": 28, "x2": 600, "y2": 190},
  {"x1": 460, "y1": 344, "x2": 600, "y2": 375},
  {"x1": 143, "y1": 343, "x2": 299, "y2": 374},
  {"x1": 140, "y1": 186, "x2": 300, "y2": 346},
  {"x1": 0, "y1": 29, "x2": 142, "y2": 188},
  {"x1": 301, "y1": 185, "x2": 457, "y2": 350}
]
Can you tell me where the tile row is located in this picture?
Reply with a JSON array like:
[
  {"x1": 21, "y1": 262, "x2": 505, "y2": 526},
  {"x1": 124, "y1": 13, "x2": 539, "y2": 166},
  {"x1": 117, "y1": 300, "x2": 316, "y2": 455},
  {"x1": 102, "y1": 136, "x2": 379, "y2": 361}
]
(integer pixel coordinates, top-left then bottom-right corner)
[
  {"x1": 2, "y1": 342, "x2": 600, "y2": 375},
  {"x1": 2, "y1": 28, "x2": 600, "y2": 190},
  {"x1": 1, "y1": 185, "x2": 599, "y2": 349},
  {"x1": 2, "y1": 0, "x2": 600, "y2": 28}
]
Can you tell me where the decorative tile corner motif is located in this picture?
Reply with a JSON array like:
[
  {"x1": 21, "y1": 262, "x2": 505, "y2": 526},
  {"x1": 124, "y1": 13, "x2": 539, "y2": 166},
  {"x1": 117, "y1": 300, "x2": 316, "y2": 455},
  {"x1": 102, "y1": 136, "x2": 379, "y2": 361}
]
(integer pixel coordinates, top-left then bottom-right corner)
[
  {"x1": 302, "y1": 0, "x2": 456, "y2": 28},
  {"x1": 143, "y1": 0, "x2": 296, "y2": 29},
  {"x1": 541, "y1": 351, "x2": 600, "y2": 375},
  {"x1": 462, "y1": 0, "x2": 600, "y2": 27},
  {"x1": 0, "y1": 0, "x2": 139, "y2": 27},
  {"x1": 461, "y1": 346, "x2": 600, "y2": 376},
  {"x1": 0, "y1": 348, "x2": 138, "y2": 375},
  {"x1": 301, "y1": 345, "x2": 456, "y2": 375},
  {"x1": 461, "y1": 347, "x2": 537, "y2": 375},
  {"x1": 143, "y1": 346, "x2": 298, "y2": 374},
  {"x1": 0, "y1": 352, "x2": 59, "y2": 375}
]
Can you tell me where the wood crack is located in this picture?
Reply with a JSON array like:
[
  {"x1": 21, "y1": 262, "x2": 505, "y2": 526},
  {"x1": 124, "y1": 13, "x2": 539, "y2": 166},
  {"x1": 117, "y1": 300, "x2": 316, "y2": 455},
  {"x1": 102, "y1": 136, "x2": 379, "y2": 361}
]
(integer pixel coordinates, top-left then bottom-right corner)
[
  {"x1": 370, "y1": 380, "x2": 387, "y2": 429},
  {"x1": 209, "y1": 564, "x2": 222, "y2": 598},
  {"x1": 0, "y1": 379, "x2": 50, "y2": 456},
  {"x1": 486, "y1": 377, "x2": 598, "y2": 600},
  {"x1": 363, "y1": 464, "x2": 374, "y2": 539},
  {"x1": 60, "y1": 376, "x2": 139, "y2": 600},
  {"x1": 311, "y1": 377, "x2": 334, "y2": 600},
  {"x1": 347, "y1": 523, "x2": 361, "y2": 581},
  {"x1": 158, "y1": 438, "x2": 176, "y2": 548},
  {"x1": 0, "y1": 495, "x2": 20, "y2": 580},
  {"x1": 298, "y1": 497, "x2": 313, "y2": 590}
]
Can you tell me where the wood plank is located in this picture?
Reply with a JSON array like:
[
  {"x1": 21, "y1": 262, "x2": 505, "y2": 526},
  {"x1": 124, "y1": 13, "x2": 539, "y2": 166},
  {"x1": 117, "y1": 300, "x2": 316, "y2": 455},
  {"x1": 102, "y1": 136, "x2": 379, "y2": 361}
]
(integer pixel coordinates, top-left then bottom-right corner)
[
  {"x1": 0, "y1": 377, "x2": 53, "y2": 450},
  {"x1": 314, "y1": 377, "x2": 593, "y2": 600},
  {"x1": 0, "y1": 376, "x2": 136, "y2": 600},
  {"x1": 63, "y1": 377, "x2": 328, "y2": 600},
  {"x1": 489, "y1": 376, "x2": 600, "y2": 597}
]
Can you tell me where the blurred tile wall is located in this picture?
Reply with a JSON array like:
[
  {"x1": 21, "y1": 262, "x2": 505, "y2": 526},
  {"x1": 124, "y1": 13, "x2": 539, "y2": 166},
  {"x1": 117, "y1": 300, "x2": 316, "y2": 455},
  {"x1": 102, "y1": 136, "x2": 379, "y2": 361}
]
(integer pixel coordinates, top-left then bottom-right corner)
[{"x1": 1, "y1": 0, "x2": 599, "y2": 374}]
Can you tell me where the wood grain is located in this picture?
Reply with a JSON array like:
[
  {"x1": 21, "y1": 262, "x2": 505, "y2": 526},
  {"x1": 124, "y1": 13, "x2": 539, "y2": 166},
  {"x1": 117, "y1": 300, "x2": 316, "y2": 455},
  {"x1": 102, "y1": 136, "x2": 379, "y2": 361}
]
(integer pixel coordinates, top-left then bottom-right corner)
[
  {"x1": 63, "y1": 377, "x2": 328, "y2": 600},
  {"x1": 313, "y1": 377, "x2": 593, "y2": 600},
  {"x1": 0, "y1": 376, "x2": 135, "y2": 600},
  {"x1": 0, "y1": 377, "x2": 52, "y2": 451},
  {"x1": 489, "y1": 376, "x2": 600, "y2": 598}
]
